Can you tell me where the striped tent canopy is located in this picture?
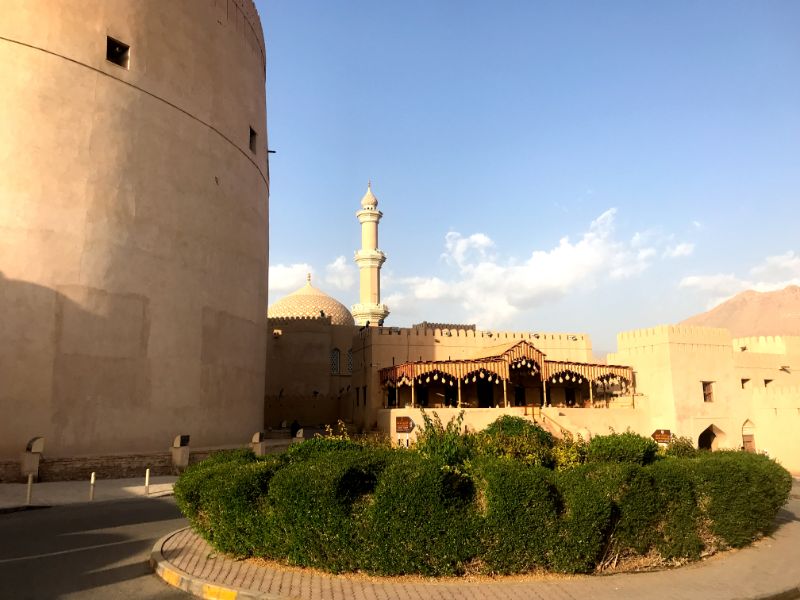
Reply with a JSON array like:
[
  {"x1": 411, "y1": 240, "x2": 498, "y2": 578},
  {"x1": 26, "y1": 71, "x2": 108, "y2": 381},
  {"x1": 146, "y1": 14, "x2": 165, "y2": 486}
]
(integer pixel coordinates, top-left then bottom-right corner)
[
  {"x1": 380, "y1": 341, "x2": 543, "y2": 386},
  {"x1": 544, "y1": 361, "x2": 633, "y2": 385},
  {"x1": 379, "y1": 340, "x2": 633, "y2": 388}
]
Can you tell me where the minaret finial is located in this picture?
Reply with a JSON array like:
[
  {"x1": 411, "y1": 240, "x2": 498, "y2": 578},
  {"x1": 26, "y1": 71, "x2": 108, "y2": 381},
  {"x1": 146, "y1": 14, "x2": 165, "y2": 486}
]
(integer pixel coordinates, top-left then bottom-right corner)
[
  {"x1": 306, "y1": 272, "x2": 311, "y2": 283},
  {"x1": 367, "y1": 179, "x2": 371, "y2": 190}
]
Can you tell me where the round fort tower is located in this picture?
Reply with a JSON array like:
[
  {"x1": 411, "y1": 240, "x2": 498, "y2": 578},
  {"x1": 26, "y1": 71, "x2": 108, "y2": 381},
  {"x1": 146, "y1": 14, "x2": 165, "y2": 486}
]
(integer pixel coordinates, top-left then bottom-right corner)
[{"x1": 0, "y1": 0, "x2": 269, "y2": 463}]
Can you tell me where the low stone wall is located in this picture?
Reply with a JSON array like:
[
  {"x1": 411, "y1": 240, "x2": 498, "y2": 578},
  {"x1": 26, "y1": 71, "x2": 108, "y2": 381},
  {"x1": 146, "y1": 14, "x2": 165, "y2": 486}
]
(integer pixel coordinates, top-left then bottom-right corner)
[
  {"x1": 0, "y1": 461, "x2": 19, "y2": 483},
  {"x1": 37, "y1": 453, "x2": 173, "y2": 482}
]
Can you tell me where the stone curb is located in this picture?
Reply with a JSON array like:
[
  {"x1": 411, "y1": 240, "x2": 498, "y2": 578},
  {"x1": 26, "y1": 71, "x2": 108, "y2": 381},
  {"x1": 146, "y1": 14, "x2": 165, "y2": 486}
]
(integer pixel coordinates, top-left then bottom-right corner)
[
  {"x1": 150, "y1": 529, "x2": 287, "y2": 600},
  {"x1": 151, "y1": 526, "x2": 800, "y2": 600}
]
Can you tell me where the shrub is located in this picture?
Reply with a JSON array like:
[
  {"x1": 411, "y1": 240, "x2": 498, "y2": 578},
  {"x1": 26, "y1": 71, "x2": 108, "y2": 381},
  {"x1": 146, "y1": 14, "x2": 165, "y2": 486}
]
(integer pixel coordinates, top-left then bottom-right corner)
[
  {"x1": 477, "y1": 416, "x2": 555, "y2": 468},
  {"x1": 665, "y1": 436, "x2": 697, "y2": 458},
  {"x1": 473, "y1": 458, "x2": 558, "y2": 573},
  {"x1": 415, "y1": 410, "x2": 475, "y2": 467},
  {"x1": 362, "y1": 452, "x2": 479, "y2": 576},
  {"x1": 283, "y1": 435, "x2": 364, "y2": 463},
  {"x1": 265, "y1": 448, "x2": 391, "y2": 572},
  {"x1": 692, "y1": 451, "x2": 792, "y2": 547},
  {"x1": 647, "y1": 459, "x2": 703, "y2": 559},
  {"x1": 586, "y1": 431, "x2": 659, "y2": 466},
  {"x1": 550, "y1": 466, "x2": 613, "y2": 573},
  {"x1": 174, "y1": 455, "x2": 283, "y2": 556},
  {"x1": 552, "y1": 432, "x2": 588, "y2": 471}
]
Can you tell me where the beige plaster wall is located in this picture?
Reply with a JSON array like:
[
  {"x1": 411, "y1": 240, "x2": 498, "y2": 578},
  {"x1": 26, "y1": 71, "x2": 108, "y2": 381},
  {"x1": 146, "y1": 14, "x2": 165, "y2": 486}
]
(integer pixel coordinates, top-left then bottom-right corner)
[
  {"x1": 265, "y1": 319, "x2": 355, "y2": 427},
  {"x1": 0, "y1": 0, "x2": 268, "y2": 458}
]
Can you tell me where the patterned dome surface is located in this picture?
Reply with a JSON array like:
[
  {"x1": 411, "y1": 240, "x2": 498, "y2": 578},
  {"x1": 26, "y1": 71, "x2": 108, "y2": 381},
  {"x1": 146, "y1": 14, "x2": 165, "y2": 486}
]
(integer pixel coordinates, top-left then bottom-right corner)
[{"x1": 268, "y1": 278, "x2": 355, "y2": 326}]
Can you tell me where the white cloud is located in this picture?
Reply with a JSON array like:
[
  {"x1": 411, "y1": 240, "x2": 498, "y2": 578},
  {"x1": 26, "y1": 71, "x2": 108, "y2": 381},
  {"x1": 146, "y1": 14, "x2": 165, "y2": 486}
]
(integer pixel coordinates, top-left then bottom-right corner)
[
  {"x1": 324, "y1": 256, "x2": 356, "y2": 291},
  {"x1": 679, "y1": 250, "x2": 800, "y2": 308},
  {"x1": 442, "y1": 232, "x2": 494, "y2": 268},
  {"x1": 269, "y1": 263, "x2": 313, "y2": 294},
  {"x1": 386, "y1": 208, "x2": 671, "y2": 328},
  {"x1": 664, "y1": 242, "x2": 695, "y2": 258}
]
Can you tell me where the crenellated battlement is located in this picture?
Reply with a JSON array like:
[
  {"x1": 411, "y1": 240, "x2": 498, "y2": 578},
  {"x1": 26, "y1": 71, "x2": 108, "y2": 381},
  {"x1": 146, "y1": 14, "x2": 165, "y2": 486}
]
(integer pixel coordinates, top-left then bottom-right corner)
[
  {"x1": 379, "y1": 326, "x2": 588, "y2": 344},
  {"x1": 732, "y1": 335, "x2": 791, "y2": 355},
  {"x1": 616, "y1": 324, "x2": 732, "y2": 348}
]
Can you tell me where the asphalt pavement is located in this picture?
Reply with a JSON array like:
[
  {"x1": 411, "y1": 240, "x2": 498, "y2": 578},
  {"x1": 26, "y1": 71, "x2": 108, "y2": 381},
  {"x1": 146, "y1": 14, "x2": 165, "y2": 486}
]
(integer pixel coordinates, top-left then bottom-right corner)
[{"x1": 0, "y1": 497, "x2": 190, "y2": 599}]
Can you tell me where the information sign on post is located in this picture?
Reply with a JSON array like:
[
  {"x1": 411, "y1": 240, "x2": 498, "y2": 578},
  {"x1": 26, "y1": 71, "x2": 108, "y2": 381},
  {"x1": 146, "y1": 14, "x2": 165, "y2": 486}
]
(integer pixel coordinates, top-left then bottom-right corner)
[
  {"x1": 396, "y1": 416, "x2": 415, "y2": 434},
  {"x1": 651, "y1": 429, "x2": 671, "y2": 444}
]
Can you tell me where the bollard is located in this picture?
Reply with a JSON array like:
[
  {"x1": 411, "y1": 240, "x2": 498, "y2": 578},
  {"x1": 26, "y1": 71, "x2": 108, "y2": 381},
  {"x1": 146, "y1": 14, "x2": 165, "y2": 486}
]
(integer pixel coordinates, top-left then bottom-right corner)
[
  {"x1": 26, "y1": 473, "x2": 33, "y2": 506},
  {"x1": 145, "y1": 468, "x2": 150, "y2": 496},
  {"x1": 89, "y1": 472, "x2": 96, "y2": 501}
]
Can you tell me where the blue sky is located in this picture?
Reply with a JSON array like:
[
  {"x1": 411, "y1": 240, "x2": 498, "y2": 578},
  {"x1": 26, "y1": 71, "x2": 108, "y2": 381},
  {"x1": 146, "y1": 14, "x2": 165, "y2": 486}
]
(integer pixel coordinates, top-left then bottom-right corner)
[{"x1": 257, "y1": 0, "x2": 800, "y2": 353}]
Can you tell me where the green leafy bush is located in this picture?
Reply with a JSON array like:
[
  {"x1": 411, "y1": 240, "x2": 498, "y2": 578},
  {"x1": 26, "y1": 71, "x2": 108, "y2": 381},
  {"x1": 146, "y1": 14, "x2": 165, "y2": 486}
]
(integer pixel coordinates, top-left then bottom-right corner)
[
  {"x1": 665, "y1": 436, "x2": 697, "y2": 458},
  {"x1": 551, "y1": 466, "x2": 613, "y2": 573},
  {"x1": 361, "y1": 452, "x2": 479, "y2": 576},
  {"x1": 174, "y1": 455, "x2": 283, "y2": 556},
  {"x1": 473, "y1": 458, "x2": 558, "y2": 573},
  {"x1": 266, "y1": 449, "x2": 390, "y2": 572},
  {"x1": 173, "y1": 431, "x2": 791, "y2": 577},
  {"x1": 552, "y1": 432, "x2": 588, "y2": 471},
  {"x1": 415, "y1": 410, "x2": 475, "y2": 467},
  {"x1": 692, "y1": 451, "x2": 792, "y2": 547},
  {"x1": 477, "y1": 416, "x2": 555, "y2": 468},
  {"x1": 586, "y1": 431, "x2": 659, "y2": 466}
]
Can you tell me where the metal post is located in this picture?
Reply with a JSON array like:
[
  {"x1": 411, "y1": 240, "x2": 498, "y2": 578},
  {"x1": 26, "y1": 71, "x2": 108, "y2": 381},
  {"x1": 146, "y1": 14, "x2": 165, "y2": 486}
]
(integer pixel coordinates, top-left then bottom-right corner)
[
  {"x1": 457, "y1": 378, "x2": 462, "y2": 408},
  {"x1": 26, "y1": 474, "x2": 33, "y2": 506},
  {"x1": 542, "y1": 378, "x2": 549, "y2": 407},
  {"x1": 589, "y1": 381, "x2": 594, "y2": 407},
  {"x1": 145, "y1": 468, "x2": 150, "y2": 496},
  {"x1": 411, "y1": 378, "x2": 415, "y2": 408},
  {"x1": 89, "y1": 472, "x2": 96, "y2": 501},
  {"x1": 503, "y1": 379, "x2": 508, "y2": 408}
]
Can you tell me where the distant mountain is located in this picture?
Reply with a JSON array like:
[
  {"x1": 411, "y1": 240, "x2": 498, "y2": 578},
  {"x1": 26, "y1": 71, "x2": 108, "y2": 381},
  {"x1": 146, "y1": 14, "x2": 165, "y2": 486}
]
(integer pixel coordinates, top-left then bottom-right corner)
[{"x1": 680, "y1": 285, "x2": 800, "y2": 337}]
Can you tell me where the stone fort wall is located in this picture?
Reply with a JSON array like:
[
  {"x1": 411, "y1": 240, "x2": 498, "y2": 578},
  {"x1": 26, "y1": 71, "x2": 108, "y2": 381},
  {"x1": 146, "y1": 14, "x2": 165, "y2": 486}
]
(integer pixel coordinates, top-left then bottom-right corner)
[{"x1": 0, "y1": 0, "x2": 269, "y2": 459}]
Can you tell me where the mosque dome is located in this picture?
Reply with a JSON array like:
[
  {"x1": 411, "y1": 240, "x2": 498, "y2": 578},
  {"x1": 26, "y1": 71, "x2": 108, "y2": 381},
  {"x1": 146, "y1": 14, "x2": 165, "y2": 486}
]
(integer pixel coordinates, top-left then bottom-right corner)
[
  {"x1": 268, "y1": 275, "x2": 356, "y2": 326},
  {"x1": 360, "y1": 182, "x2": 378, "y2": 209}
]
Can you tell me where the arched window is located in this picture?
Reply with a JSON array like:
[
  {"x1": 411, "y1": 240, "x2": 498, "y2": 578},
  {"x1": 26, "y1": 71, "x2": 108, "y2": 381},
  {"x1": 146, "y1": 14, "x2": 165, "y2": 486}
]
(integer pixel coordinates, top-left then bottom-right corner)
[
  {"x1": 330, "y1": 348, "x2": 340, "y2": 375},
  {"x1": 347, "y1": 349, "x2": 353, "y2": 374}
]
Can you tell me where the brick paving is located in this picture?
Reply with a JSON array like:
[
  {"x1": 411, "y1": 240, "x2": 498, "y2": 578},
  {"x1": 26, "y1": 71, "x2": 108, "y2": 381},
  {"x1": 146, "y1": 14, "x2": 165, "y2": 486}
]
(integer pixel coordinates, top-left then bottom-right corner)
[{"x1": 153, "y1": 482, "x2": 800, "y2": 600}]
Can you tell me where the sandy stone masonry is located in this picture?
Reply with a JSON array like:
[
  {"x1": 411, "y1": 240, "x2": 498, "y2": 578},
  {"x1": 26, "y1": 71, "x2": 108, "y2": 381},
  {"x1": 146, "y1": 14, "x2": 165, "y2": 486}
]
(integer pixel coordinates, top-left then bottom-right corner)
[{"x1": 0, "y1": 0, "x2": 269, "y2": 461}]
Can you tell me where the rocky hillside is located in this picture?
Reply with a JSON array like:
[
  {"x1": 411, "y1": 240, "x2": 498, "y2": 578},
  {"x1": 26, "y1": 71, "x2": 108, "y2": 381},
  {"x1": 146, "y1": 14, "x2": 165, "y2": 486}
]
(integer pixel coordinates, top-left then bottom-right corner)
[{"x1": 680, "y1": 285, "x2": 800, "y2": 336}]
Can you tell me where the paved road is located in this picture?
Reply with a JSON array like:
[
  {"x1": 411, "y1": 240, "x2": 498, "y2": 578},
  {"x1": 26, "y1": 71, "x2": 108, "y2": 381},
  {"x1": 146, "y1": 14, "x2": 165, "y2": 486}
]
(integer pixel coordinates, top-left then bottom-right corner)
[{"x1": 0, "y1": 497, "x2": 190, "y2": 599}]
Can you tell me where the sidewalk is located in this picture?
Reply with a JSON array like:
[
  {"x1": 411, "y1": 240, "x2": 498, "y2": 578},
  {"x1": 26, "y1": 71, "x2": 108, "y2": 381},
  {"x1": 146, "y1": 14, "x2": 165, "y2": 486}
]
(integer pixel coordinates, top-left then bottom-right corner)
[
  {"x1": 151, "y1": 482, "x2": 800, "y2": 600},
  {"x1": 0, "y1": 476, "x2": 177, "y2": 510}
]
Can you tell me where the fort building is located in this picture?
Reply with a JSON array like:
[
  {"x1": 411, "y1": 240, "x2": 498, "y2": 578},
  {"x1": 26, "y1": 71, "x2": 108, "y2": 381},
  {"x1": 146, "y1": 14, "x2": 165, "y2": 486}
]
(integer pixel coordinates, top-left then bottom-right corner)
[
  {"x1": 266, "y1": 186, "x2": 800, "y2": 473},
  {"x1": 0, "y1": 0, "x2": 269, "y2": 477}
]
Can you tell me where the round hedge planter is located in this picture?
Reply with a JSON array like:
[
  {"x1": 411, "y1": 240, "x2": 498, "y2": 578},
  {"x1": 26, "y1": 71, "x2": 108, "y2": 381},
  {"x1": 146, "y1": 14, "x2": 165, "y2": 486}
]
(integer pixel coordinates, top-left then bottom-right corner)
[{"x1": 174, "y1": 430, "x2": 792, "y2": 577}]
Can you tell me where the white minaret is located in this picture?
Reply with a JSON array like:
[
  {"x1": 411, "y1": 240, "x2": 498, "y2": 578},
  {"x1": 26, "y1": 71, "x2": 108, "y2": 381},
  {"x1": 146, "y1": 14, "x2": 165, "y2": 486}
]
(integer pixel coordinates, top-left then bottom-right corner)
[{"x1": 351, "y1": 183, "x2": 390, "y2": 326}]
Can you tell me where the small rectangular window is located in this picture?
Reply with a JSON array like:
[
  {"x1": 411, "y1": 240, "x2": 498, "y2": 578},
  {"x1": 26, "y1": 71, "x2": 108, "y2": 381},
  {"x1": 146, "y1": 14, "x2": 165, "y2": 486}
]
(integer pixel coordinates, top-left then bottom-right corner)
[
  {"x1": 741, "y1": 378, "x2": 750, "y2": 389},
  {"x1": 249, "y1": 127, "x2": 258, "y2": 153},
  {"x1": 702, "y1": 381, "x2": 714, "y2": 403},
  {"x1": 106, "y1": 36, "x2": 130, "y2": 69}
]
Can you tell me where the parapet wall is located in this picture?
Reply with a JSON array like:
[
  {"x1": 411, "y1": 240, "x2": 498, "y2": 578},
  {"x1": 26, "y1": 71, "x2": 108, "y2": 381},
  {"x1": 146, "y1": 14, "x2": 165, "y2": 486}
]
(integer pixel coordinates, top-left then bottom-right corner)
[{"x1": 615, "y1": 325, "x2": 732, "y2": 352}]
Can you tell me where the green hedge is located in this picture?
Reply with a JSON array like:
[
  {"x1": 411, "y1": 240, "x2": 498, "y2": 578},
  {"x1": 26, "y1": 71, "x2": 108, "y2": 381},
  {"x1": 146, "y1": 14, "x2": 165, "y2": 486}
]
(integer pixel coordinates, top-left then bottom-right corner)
[
  {"x1": 586, "y1": 431, "x2": 659, "y2": 466},
  {"x1": 473, "y1": 458, "x2": 558, "y2": 573},
  {"x1": 693, "y1": 451, "x2": 792, "y2": 547},
  {"x1": 477, "y1": 416, "x2": 555, "y2": 468},
  {"x1": 173, "y1": 425, "x2": 792, "y2": 577}
]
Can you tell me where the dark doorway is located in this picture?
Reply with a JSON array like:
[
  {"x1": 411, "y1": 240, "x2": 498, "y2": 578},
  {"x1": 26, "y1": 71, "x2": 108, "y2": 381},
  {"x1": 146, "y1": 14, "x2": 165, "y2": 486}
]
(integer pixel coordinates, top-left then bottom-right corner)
[
  {"x1": 444, "y1": 385, "x2": 458, "y2": 407},
  {"x1": 565, "y1": 388, "x2": 576, "y2": 407},
  {"x1": 477, "y1": 380, "x2": 493, "y2": 408},
  {"x1": 387, "y1": 387, "x2": 397, "y2": 408},
  {"x1": 698, "y1": 426, "x2": 716, "y2": 450},
  {"x1": 514, "y1": 385, "x2": 526, "y2": 407},
  {"x1": 416, "y1": 386, "x2": 429, "y2": 408}
]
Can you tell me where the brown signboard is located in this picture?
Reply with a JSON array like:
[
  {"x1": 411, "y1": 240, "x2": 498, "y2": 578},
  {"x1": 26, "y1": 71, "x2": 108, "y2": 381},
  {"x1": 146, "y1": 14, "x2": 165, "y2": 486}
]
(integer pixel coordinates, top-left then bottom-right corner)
[
  {"x1": 396, "y1": 416, "x2": 415, "y2": 434},
  {"x1": 651, "y1": 429, "x2": 671, "y2": 444}
]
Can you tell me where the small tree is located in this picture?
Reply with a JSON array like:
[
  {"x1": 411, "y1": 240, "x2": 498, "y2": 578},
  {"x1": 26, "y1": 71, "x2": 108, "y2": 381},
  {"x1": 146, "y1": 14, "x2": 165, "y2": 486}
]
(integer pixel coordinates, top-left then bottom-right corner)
[{"x1": 415, "y1": 410, "x2": 475, "y2": 466}]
